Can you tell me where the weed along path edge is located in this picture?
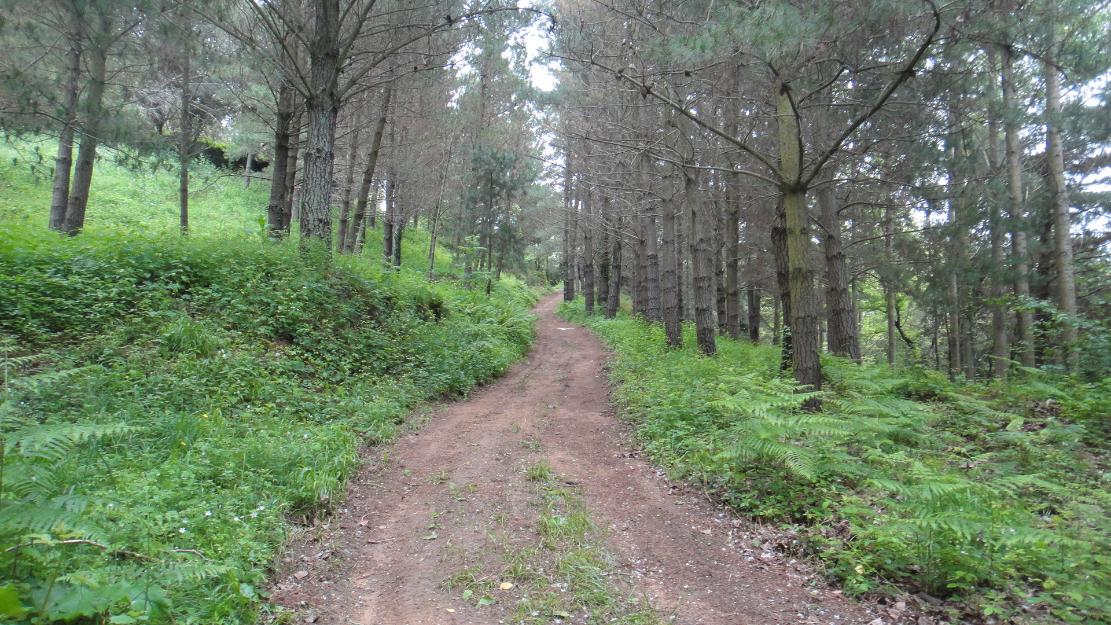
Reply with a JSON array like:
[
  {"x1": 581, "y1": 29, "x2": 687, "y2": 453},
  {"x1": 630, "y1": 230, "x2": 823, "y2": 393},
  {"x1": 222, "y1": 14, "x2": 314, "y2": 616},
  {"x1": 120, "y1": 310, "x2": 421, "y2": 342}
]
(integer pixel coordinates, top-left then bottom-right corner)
[{"x1": 271, "y1": 293, "x2": 882, "y2": 625}]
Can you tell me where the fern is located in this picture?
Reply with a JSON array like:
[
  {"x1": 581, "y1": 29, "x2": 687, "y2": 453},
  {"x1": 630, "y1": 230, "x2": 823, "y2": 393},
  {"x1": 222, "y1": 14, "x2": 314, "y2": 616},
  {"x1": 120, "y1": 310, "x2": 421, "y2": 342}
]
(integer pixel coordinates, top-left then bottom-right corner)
[{"x1": 0, "y1": 402, "x2": 141, "y2": 622}]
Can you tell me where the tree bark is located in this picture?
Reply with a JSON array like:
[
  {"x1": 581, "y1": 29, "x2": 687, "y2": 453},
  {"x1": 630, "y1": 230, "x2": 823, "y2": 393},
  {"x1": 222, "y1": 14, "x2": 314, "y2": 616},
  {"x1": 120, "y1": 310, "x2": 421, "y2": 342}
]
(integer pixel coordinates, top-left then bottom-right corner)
[
  {"x1": 62, "y1": 25, "x2": 109, "y2": 236},
  {"x1": 606, "y1": 214, "x2": 622, "y2": 318},
  {"x1": 818, "y1": 185, "x2": 860, "y2": 361},
  {"x1": 428, "y1": 143, "x2": 451, "y2": 279},
  {"x1": 582, "y1": 189, "x2": 596, "y2": 314},
  {"x1": 747, "y1": 286, "x2": 761, "y2": 342},
  {"x1": 282, "y1": 110, "x2": 303, "y2": 234},
  {"x1": 392, "y1": 221, "x2": 403, "y2": 268},
  {"x1": 1002, "y1": 47, "x2": 1036, "y2": 367},
  {"x1": 633, "y1": 215, "x2": 647, "y2": 316},
  {"x1": 1044, "y1": 44, "x2": 1079, "y2": 371},
  {"x1": 715, "y1": 196, "x2": 727, "y2": 334},
  {"x1": 660, "y1": 188, "x2": 682, "y2": 348},
  {"x1": 884, "y1": 203, "x2": 897, "y2": 365},
  {"x1": 49, "y1": 11, "x2": 82, "y2": 232},
  {"x1": 946, "y1": 101, "x2": 967, "y2": 379},
  {"x1": 178, "y1": 17, "x2": 191, "y2": 235},
  {"x1": 563, "y1": 150, "x2": 576, "y2": 300},
  {"x1": 686, "y1": 165, "x2": 716, "y2": 356},
  {"x1": 349, "y1": 86, "x2": 391, "y2": 253},
  {"x1": 987, "y1": 48, "x2": 1009, "y2": 380},
  {"x1": 724, "y1": 177, "x2": 741, "y2": 339},
  {"x1": 298, "y1": 0, "x2": 341, "y2": 251},
  {"x1": 383, "y1": 170, "x2": 395, "y2": 262},
  {"x1": 597, "y1": 195, "x2": 610, "y2": 313},
  {"x1": 354, "y1": 182, "x2": 377, "y2": 255},
  {"x1": 772, "y1": 204, "x2": 790, "y2": 361},
  {"x1": 777, "y1": 87, "x2": 820, "y2": 391},
  {"x1": 643, "y1": 213, "x2": 661, "y2": 321},
  {"x1": 337, "y1": 114, "x2": 362, "y2": 252}
]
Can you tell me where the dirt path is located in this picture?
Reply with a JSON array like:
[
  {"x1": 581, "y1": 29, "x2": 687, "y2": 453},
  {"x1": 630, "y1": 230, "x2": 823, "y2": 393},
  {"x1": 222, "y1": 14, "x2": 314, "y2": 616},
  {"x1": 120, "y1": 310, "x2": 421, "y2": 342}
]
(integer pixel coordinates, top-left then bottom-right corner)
[{"x1": 271, "y1": 293, "x2": 883, "y2": 625}]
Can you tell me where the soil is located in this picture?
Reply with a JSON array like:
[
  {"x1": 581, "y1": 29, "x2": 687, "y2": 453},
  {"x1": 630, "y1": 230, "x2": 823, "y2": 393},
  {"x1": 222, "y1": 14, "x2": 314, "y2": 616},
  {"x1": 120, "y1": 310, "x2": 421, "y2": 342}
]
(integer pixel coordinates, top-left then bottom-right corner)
[{"x1": 270, "y1": 293, "x2": 891, "y2": 625}]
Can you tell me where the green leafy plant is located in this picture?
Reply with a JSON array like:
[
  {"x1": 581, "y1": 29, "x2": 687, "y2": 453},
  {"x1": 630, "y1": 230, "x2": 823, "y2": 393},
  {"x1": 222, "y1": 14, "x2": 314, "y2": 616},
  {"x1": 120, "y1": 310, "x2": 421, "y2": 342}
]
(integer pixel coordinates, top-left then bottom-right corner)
[{"x1": 560, "y1": 300, "x2": 1111, "y2": 624}]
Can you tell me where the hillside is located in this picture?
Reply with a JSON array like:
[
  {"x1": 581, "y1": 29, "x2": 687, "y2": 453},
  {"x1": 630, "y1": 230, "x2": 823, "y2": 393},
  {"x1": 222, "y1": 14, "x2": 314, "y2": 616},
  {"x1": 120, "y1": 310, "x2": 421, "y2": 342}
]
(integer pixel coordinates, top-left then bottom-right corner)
[
  {"x1": 0, "y1": 138, "x2": 538, "y2": 623},
  {"x1": 559, "y1": 302, "x2": 1110, "y2": 624}
]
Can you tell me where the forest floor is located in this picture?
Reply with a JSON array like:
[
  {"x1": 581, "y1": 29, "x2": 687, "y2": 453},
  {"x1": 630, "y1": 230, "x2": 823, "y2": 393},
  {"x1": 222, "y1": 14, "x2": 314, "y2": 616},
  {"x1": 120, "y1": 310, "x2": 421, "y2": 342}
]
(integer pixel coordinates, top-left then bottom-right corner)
[{"x1": 270, "y1": 294, "x2": 888, "y2": 625}]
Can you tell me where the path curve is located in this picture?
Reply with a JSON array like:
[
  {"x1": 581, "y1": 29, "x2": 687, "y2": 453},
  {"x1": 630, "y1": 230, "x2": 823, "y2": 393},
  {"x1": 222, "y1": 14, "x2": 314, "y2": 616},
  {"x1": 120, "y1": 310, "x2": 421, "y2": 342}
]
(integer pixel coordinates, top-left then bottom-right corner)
[{"x1": 271, "y1": 293, "x2": 880, "y2": 625}]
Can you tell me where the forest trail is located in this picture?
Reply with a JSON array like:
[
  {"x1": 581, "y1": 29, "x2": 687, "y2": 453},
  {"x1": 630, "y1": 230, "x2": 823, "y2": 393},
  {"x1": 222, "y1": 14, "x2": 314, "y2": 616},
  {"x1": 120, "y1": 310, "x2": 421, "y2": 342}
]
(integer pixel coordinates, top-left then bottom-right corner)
[{"x1": 271, "y1": 293, "x2": 879, "y2": 625}]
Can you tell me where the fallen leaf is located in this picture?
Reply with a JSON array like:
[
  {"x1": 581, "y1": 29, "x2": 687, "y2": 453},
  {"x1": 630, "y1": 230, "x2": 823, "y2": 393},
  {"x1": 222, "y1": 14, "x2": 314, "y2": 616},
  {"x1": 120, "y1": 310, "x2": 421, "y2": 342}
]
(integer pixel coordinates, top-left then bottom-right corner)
[
  {"x1": 423, "y1": 532, "x2": 438, "y2": 540},
  {"x1": 293, "y1": 570, "x2": 308, "y2": 580},
  {"x1": 499, "y1": 582, "x2": 514, "y2": 590}
]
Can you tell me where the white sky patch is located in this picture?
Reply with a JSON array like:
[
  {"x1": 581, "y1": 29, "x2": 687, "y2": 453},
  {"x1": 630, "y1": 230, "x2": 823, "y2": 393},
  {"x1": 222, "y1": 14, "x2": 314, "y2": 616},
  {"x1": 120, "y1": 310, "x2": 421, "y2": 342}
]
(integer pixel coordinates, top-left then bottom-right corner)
[{"x1": 520, "y1": 20, "x2": 558, "y2": 91}]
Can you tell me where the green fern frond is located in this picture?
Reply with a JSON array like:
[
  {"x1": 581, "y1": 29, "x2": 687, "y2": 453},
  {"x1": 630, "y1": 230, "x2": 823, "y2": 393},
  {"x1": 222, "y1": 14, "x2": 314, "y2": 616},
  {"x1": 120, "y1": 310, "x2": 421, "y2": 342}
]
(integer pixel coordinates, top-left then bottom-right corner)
[
  {"x1": 157, "y1": 560, "x2": 231, "y2": 584},
  {"x1": 4, "y1": 422, "x2": 137, "y2": 459},
  {"x1": 0, "y1": 501, "x2": 103, "y2": 541}
]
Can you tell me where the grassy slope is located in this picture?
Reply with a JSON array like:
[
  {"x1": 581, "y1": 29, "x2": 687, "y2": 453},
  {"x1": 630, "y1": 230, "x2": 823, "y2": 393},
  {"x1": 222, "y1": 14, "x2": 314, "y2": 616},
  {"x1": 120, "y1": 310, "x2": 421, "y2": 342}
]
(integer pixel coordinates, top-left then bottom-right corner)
[
  {"x1": 559, "y1": 302, "x2": 1109, "y2": 625},
  {"x1": 0, "y1": 138, "x2": 538, "y2": 623}
]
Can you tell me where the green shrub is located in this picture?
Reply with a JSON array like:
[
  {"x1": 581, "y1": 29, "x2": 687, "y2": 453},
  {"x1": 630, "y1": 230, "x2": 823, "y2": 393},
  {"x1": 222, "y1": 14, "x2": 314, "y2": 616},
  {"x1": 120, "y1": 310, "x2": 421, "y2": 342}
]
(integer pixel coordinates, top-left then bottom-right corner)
[
  {"x1": 0, "y1": 137, "x2": 538, "y2": 623},
  {"x1": 561, "y1": 301, "x2": 1110, "y2": 624}
]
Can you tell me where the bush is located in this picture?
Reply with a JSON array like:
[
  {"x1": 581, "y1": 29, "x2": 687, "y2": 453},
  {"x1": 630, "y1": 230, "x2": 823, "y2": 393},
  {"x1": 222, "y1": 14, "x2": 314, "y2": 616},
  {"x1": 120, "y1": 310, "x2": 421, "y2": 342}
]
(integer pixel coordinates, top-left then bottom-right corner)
[
  {"x1": 0, "y1": 137, "x2": 538, "y2": 623},
  {"x1": 561, "y1": 302, "x2": 1110, "y2": 624}
]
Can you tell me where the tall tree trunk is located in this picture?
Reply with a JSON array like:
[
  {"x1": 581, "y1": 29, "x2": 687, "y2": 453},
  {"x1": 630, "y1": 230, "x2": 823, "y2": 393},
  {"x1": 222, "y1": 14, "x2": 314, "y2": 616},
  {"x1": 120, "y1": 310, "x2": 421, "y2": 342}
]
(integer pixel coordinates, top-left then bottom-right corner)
[
  {"x1": 562, "y1": 149, "x2": 576, "y2": 301},
  {"x1": 244, "y1": 153, "x2": 254, "y2": 187},
  {"x1": 354, "y1": 182, "x2": 377, "y2": 255},
  {"x1": 582, "y1": 190, "x2": 595, "y2": 314},
  {"x1": 49, "y1": 12, "x2": 82, "y2": 232},
  {"x1": 660, "y1": 189, "x2": 682, "y2": 347},
  {"x1": 633, "y1": 215, "x2": 647, "y2": 316},
  {"x1": 948, "y1": 270, "x2": 962, "y2": 377},
  {"x1": 772, "y1": 205, "x2": 790, "y2": 360},
  {"x1": 62, "y1": 30, "x2": 109, "y2": 235},
  {"x1": 392, "y1": 221, "x2": 403, "y2": 268},
  {"x1": 748, "y1": 286, "x2": 761, "y2": 342},
  {"x1": 715, "y1": 196, "x2": 727, "y2": 334},
  {"x1": 818, "y1": 185, "x2": 860, "y2": 361},
  {"x1": 606, "y1": 215, "x2": 622, "y2": 318},
  {"x1": 383, "y1": 170, "x2": 395, "y2": 262},
  {"x1": 597, "y1": 196, "x2": 610, "y2": 312},
  {"x1": 428, "y1": 143, "x2": 451, "y2": 279},
  {"x1": 644, "y1": 213, "x2": 661, "y2": 321},
  {"x1": 686, "y1": 165, "x2": 716, "y2": 356},
  {"x1": 884, "y1": 203, "x2": 897, "y2": 365},
  {"x1": 1002, "y1": 47, "x2": 1036, "y2": 367},
  {"x1": 178, "y1": 20, "x2": 191, "y2": 235},
  {"x1": 562, "y1": 202, "x2": 575, "y2": 299},
  {"x1": 1044, "y1": 43, "x2": 1079, "y2": 371},
  {"x1": 299, "y1": 0, "x2": 340, "y2": 250},
  {"x1": 337, "y1": 116, "x2": 362, "y2": 252},
  {"x1": 348, "y1": 86, "x2": 391, "y2": 254},
  {"x1": 946, "y1": 102, "x2": 967, "y2": 379},
  {"x1": 724, "y1": 178, "x2": 741, "y2": 339},
  {"x1": 987, "y1": 48, "x2": 1010, "y2": 380},
  {"x1": 777, "y1": 87, "x2": 820, "y2": 391},
  {"x1": 276, "y1": 113, "x2": 297, "y2": 236}
]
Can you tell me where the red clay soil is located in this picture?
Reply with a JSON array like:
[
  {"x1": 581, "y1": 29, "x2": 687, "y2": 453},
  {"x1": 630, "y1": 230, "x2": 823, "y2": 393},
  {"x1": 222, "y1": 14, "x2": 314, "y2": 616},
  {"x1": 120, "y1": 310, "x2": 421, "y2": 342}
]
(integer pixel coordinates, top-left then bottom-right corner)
[{"x1": 270, "y1": 293, "x2": 892, "y2": 625}]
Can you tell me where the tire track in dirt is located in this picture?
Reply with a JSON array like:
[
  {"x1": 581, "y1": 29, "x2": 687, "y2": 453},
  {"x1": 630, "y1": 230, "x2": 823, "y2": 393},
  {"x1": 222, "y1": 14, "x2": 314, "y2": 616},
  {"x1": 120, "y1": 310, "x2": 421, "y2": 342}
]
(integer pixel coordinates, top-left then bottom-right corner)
[{"x1": 270, "y1": 293, "x2": 881, "y2": 625}]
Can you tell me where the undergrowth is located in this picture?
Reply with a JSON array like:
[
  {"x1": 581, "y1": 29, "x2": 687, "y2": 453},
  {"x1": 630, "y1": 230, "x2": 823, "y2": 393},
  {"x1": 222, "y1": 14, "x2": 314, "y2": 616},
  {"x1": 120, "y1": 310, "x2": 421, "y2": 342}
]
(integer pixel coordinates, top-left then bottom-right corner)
[
  {"x1": 560, "y1": 302, "x2": 1110, "y2": 625},
  {"x1": 0, "y1": 137, "x2": 538, "y2": 623}
]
